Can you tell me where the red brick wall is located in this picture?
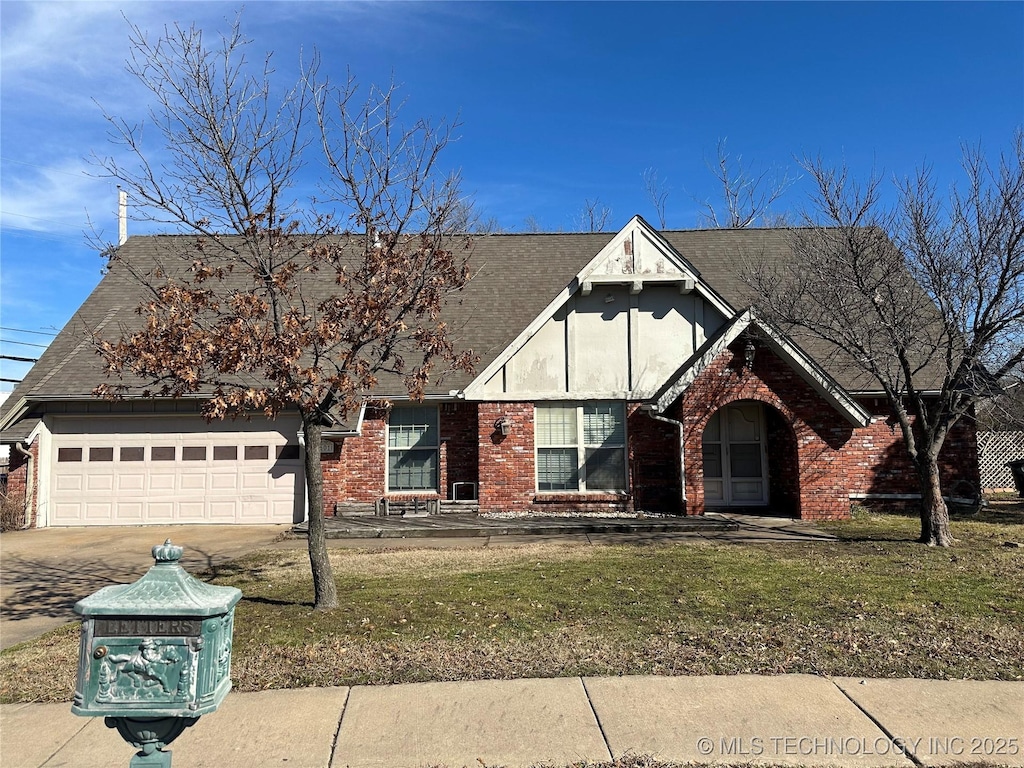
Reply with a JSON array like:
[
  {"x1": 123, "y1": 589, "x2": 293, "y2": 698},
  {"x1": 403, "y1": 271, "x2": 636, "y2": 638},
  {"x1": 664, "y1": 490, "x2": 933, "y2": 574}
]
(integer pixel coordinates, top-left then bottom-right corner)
[
  {"x1": 321, "y1": 407, "x2": 388, "y2": 507},
  {"x1": 312, "y1": 354, "x2": 980, "y2": 519},
  {"x1": 320, "y1": 403, "x2": 482, "y2": 510},
  {"x1": 5, "y1": 440, "x2": 37, "y2": 528},
  {"x1": 477, "y1": 402, "x2": 536, "y2": 513},
  {"x1": 765, "y1": 407, "x2": 801, "y2": 513},
  {"x1": 839, "y1": 399, "x2": 980, "y2": 500},
  {"x1": 672, "y1": 339, "x2": 980, "y2": 520},
  {"x1": 628, "y1": 405, "x2": 681, "y2": 514},
  {"x1": 441, "y1": 402, "x2": 479, "y2": 498}
]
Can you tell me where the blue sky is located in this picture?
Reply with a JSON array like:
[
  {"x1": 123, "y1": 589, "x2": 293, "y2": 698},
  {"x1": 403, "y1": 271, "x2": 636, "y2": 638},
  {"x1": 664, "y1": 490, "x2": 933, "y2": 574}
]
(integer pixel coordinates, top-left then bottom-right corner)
[{"x1": 1, "y1": 1, "x2": 1022, "y2": 391}]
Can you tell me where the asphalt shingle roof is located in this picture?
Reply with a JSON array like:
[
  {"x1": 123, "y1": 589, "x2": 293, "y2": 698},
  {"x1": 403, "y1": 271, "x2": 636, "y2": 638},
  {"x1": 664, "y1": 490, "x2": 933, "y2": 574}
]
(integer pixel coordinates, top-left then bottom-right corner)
[{"x1": 0, "y1": 227, "x2": 941, "y2": 436}]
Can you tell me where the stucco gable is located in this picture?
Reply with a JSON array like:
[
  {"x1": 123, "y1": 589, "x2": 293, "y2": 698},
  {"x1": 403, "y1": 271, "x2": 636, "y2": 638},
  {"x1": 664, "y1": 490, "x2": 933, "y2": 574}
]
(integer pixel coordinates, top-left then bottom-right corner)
[{"x1": 463, "y1": 217, "x2": 736, "y2": 400}]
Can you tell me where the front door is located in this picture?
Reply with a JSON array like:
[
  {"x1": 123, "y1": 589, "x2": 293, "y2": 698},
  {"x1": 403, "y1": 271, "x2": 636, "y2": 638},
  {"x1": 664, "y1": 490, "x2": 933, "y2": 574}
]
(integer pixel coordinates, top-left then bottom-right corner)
[{"x1": 702, "y1": 402, "x2": 768, "y2": 506}]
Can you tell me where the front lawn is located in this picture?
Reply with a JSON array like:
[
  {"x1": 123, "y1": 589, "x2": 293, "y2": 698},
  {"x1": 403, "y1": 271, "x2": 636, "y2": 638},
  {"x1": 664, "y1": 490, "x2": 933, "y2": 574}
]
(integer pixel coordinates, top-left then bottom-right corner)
[{"x1": 2, "y1": 506, "x2": 1021, "y2": 703}]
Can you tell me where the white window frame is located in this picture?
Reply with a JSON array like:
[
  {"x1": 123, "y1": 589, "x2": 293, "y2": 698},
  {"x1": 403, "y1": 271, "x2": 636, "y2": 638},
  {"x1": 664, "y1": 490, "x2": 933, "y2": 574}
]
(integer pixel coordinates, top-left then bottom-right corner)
[
  {"x1": 386, "y1": 405, "x2": 440, "y2": 493},
  {"x1": 535, "y1": 402, "x2": 628, "y2": 493}
]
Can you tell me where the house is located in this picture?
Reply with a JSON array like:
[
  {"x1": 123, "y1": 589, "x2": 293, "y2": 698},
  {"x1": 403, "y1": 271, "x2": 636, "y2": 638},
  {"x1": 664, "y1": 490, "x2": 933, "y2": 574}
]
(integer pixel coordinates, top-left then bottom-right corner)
[{"x1": 0, "y1": 217, "x2": 980, "y2": 527}]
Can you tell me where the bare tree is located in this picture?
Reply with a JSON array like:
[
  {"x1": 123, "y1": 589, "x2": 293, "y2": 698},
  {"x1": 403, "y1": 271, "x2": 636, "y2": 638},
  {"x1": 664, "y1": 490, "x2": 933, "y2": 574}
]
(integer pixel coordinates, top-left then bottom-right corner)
[
  {"x1": 574, "y1": 198, "x2": 612, "y2": 233},
  {"x1": 697, "y1": 138, "x2": 793, "y2": 228},
  {"x1": 521, "y1": 215, "x2": 543, "y2": 233},
  {"x1": 746, "y1": 133, "x2": 1024, "y2": 546},
  {"x1": 642, "y1": 168, "x2": 670, "y2": 228},
  {"x1": 92, "y1": 19, "x2": 474, "y2": 608}
]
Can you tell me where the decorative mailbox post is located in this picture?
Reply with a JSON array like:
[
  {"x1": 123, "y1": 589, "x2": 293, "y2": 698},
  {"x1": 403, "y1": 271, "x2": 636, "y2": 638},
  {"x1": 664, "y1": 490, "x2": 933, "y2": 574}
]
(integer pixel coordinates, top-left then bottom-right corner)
[{"x1": 72, "y1": 540, "x2": 242, "y2": 767}]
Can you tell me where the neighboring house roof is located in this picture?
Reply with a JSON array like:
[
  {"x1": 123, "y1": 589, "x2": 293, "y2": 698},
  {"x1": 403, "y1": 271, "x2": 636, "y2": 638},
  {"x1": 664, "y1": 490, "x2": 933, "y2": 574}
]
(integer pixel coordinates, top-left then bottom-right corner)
[{"x1": 0, "y1": 220, "x2": 944, "y2": 435}]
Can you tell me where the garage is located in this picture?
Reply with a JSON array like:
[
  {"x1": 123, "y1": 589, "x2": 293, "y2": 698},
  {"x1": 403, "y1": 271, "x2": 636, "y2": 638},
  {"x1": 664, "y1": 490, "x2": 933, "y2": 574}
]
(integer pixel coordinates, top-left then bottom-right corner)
[{"x1": 47, "y1": 415, "x2": 304, "y2": 526}]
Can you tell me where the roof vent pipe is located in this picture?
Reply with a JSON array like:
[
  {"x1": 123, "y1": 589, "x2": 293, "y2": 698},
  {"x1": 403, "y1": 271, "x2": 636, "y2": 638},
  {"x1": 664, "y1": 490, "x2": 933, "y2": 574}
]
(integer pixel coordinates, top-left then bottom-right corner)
[{"x1": 117, "y1": 187, "x2": 127, "y2": 246}]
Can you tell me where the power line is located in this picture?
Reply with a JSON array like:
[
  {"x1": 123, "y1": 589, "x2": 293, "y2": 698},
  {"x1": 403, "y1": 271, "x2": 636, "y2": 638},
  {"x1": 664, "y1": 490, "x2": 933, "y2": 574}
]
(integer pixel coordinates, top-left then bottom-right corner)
[
  {"x1": 0, "y1": 327, "x2": 57, "y2": 337},
  {"x1": 0, "y1": 339, "x2": 49, "y2": 349},
  {"x1": 0, "y1": 355, "x2": 38, "y2": 363},
  {"x1": 0, "y1": 226, "x2": 92, "y2": 247},
  {"x1": 0, "y1": 157, "x2": 93, "y2": 179},
  {"x1": 0, "y1": 210, "x2": 88, "y2": 228}
]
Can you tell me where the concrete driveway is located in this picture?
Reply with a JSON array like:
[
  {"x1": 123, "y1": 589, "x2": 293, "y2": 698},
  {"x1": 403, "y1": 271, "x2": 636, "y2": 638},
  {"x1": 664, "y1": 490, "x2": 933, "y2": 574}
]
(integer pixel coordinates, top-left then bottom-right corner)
[{"x1": 0, "y1": 524, "x2": 291, "y2": 650}]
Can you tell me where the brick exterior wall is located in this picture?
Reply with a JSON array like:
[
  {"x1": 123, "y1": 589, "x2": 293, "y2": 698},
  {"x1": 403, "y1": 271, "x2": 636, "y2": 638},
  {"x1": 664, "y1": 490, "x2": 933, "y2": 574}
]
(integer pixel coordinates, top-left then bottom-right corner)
[
  {"x1": 840, "y1": 400, "x2": 980, "y2": 501},
  {"x1": 320, "y1": 403, "x2": 481, "y2": 509},
  {"x1": 670, "y1": 338, "x2": 980, "y2": 520},
  {"x1": 5, "y1": 440, "x2": 36, "y2": 528},
  {"x1": 320, "y1": 406, "x2": 388, "y2": 506},
  {"x1": 441, "y1": 402, "x2": 479, "y2": 498},
  {"x1": 477, "y1": 402, "x2": 536, "y2": 513},
  {"x1": 628, "y1": 405, "x2": 681, "y2": 514},
  {"x1": 311, "y1": 349, "x2": 979, "y2": 520}
]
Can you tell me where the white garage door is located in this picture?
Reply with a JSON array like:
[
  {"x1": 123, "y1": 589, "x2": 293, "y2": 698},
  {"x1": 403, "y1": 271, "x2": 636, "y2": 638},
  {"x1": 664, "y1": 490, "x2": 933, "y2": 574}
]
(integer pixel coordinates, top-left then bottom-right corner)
[{"x1": 49, "y1": 415, "x2": 304, "y2": 526}]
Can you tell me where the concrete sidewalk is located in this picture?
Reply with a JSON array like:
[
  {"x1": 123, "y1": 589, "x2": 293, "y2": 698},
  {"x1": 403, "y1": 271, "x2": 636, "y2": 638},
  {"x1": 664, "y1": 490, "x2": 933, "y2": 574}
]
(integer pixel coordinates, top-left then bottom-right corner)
[{"x1": 2, "y1": 675, "x2": 1021, "y2": 768}]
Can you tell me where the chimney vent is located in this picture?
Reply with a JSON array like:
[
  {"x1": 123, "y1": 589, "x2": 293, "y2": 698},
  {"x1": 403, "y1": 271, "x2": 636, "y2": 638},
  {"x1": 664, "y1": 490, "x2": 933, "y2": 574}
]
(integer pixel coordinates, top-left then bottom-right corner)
[{"x1": 118, "y1": 187, "x2": 127, "y2": 246}]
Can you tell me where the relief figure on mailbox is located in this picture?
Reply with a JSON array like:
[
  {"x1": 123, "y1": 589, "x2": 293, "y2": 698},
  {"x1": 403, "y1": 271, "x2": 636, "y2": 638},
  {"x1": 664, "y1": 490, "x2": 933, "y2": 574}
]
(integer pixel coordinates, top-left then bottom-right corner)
[{"x1": 97, "y1": 639, "x2": 188, "y2": 702}]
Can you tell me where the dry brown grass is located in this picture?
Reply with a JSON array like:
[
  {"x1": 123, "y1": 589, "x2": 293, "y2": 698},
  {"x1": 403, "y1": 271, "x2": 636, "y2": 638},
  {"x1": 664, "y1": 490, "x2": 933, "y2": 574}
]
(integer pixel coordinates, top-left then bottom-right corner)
[
  {"x1": 249, "y1": 542, "x2": 603, "y2": 586},
  {"x1": 3, "y1": 510, "x2": 1021, "y2": 704}
]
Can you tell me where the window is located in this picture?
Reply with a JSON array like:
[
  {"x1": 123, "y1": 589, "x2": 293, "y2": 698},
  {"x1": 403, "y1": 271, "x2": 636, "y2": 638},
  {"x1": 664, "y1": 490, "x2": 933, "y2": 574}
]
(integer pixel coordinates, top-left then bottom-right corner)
[
  {"x1": 120, "y1": 447, "x2": 145, "y2": 462},
  {"x1": 57, "y1": 447, "x2": 82, "y2": 462},
  {"x1": 536, "y1": 402, "x2": 626, "y2": 492},
  {"x1": 387, "y1": 406, "x2": 439, "y2": 491}
]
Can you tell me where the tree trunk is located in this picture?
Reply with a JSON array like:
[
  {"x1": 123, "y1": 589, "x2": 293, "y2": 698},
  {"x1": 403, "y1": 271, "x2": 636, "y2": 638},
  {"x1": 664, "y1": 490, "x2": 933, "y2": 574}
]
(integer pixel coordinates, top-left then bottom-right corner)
[
  {"x1": 301, "y1": 414, "x2": 340, "y2": 609},
  {"x1": 917, "y1": 455, "x2": 953, "y2": 547}
]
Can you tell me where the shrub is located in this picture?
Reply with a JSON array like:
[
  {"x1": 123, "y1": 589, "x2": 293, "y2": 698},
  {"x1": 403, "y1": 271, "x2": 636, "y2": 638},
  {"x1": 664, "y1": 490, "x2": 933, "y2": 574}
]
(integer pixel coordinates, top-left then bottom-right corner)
[{"x1": 0, "y1": 492, "x2": 25, "y2": 532}]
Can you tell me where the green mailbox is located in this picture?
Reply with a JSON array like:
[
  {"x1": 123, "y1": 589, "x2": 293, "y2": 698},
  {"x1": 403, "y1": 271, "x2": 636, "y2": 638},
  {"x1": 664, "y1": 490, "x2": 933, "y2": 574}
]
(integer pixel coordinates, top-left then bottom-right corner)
[{"x1": 72, "y1": 540, "x2": 242, "y2": 767}]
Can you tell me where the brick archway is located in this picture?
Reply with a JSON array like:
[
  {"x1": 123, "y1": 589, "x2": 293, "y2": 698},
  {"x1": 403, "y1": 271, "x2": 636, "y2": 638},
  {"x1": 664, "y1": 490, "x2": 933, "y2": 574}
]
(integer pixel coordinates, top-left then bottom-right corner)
[
  {"x1": 692, "y1": 399, "x2": 801, "y2": 516},
  {"x1": 672, "y1": 337, "x2": 855, "y2": 520}
]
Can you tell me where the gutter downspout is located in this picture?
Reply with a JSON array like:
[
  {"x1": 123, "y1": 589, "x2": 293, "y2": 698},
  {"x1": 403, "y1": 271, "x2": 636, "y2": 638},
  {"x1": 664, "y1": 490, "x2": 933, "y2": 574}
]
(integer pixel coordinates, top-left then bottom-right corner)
[
  {"x1": 643, "y1": 407, "x2": 687, "y2": 510},
  {"x1": 13, "y1": 442, "x2": 34, "y2": 529}
]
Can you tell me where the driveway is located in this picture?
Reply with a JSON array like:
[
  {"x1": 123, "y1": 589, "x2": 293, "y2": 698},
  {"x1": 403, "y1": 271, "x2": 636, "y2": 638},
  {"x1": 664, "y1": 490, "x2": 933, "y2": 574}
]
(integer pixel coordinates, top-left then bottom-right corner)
[{"x1": 0, "y1": 524, "x2": 290, "y2": 650}]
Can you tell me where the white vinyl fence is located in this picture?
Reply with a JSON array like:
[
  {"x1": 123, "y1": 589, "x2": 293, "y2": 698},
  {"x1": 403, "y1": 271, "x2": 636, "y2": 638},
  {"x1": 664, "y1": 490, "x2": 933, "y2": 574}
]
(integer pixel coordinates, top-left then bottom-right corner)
[{"x1": 977, "y1": 430, "x2": 1024, "y2": 491}]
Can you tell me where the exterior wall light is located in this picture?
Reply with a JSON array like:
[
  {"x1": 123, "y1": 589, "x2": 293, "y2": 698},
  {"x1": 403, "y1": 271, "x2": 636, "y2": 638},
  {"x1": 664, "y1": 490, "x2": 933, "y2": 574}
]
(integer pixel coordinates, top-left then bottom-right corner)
[
  {"x1": 494, "y1": 417, "x2": 512, "y2": 436},
  {"x1": 744, "y1": 338, "x2": 756, "y2": 370}
]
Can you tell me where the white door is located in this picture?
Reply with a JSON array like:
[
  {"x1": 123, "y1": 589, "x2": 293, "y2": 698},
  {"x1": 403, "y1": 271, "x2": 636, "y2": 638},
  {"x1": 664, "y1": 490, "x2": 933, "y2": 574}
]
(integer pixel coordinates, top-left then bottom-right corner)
[
  {"x1": 48, "y1": 415, "x2": 304, "y2": 526},
  {"x1": 702, "y1": 402, "x2": 768, "y2": 506}
]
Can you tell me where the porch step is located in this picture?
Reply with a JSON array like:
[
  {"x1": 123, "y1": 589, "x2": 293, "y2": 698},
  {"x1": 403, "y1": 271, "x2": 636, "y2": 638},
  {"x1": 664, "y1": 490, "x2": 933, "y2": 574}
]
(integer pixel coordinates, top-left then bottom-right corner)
[
  {"x1": 331, "y1": 500, "x2": 481, "y2": 517},
  {"x1": 331, "y1": 502, "x2": 378, "y2": 517}
]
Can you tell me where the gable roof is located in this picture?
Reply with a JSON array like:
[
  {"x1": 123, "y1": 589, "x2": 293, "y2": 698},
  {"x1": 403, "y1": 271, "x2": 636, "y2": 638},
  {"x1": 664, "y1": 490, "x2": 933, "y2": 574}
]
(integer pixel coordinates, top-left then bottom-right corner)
[
  {"x1": 0, "y1": 222, "x2": 932, "y2": 435},
  {"x1": 649, "y1": 308, "x2": 871, "y2": 427},
  {"x1": 463, "y1": 216, "x2": 736, "y2": 398}
]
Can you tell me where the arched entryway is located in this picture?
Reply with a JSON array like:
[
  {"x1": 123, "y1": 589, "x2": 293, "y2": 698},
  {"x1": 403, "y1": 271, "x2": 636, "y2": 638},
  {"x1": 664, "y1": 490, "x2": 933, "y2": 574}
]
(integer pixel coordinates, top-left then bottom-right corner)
[{"x1": 701, "y1": 401, "x2": 800, "y2": 514}]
